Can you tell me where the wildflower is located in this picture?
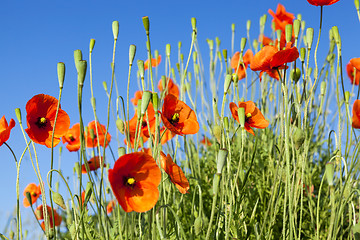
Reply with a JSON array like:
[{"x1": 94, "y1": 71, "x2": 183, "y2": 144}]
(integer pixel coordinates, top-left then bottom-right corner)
[
  {"x1": 81, "y1": 156, "x2": 105, "y2": 174},
  {"x1": 144, "y1": 55, "x2": 161, "y2": 70},
  {"x1": 0, "y1": 116, "x2": 15, "y2": 147},
  {"x1": 200, "y1": 136, "x2": 212, "y2": 146},
  {"x1": 23, "y1": 183, "x2": 42, "y2": 207},
  {"x1": 250, "y1": 42, "x2": 299, "y2": 80},
  {"x1": 160, "y1": 94, "x2": 199, "y2": 136},
  {"x1": 158, "y1": 78, "x2": 180, "y2": 98},
  {"x1": 127, "y1": 103, "x2": 156, "y2": 138},
  {"x1": 86, "y1": 121, "x2": 111, "y2": 148},
  {"x1": 160, "y1": 126, "x2": 176, "y2": 145},
  {"x1": 307, "y1": 0, "x2": 340, "y2": 6},
  {"x1": 131, "y1": 91, "x2": 143, "y2": 106},
  {"x1": 347, "y1": 59, "x2": 360, "y2": 85},
  {"x1": 268, "y1": 4, "x2": 294, "y2": 32},
  {"x1": 36, "y1": 205, "x2": 62, "y2": 230},
  {"x1": 160, "y1": 152, "x2": 190, "y2": 194},
  {"x1": 108, "y1": 152, "x2": 161, "y2": 212},
  {"x1": 107, "y1": 200, "x2": 116, "y2": 214},
  {"x1": 229, "y1": 101, "x2": 269, "y2": 135},
  {"x1": 230, "y1": 50, "x2": 253, "y2": 80},
  {"x1": 62, "y1": 123, "x2": 81, "y2": 152},
  {"x1": 352, "y1": 100, "x2": 360, "y2": 129},
  {"x1": 25, "y1": 94, "x2": 70, "y2": 148}
]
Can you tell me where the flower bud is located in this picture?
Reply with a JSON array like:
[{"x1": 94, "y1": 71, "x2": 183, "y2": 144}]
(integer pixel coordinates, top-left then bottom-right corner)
[
  {"x1": 15, "y1": 108, "x2": 22, "y2": 124},
  {"x1": 325, "y1": 162, "x2": 335, "y2": 186},
  {"x1": 102, "y1": 81, "x2": 108, "y2": 92},
  {"x1": 77, "y1": 60, "x2": 87, "y2": 87},
  {"x1": 320, "y1": 81, "x2": 327, "y2": 96},
  {"x1": 293, "y1": 20, "x2": 301, "y2": 39},
  {"x1": 142, "y1": 16, "x2": 150, "y2": 34},
  {"x1": 345, "y1": 91, "x2": 350, "y2": 103},
  {"x1": 84, "y1": 182, "x2": 93, "y2": 205},
  {"x1": 253, "y1": 39, "x2": 258, "y2": 51},
  {"x1": 306, "y1": 28, "x2": 314, "y2": 50},
  {"x1": 355, "y1": 0, "x2": 360, "y2": 10},
  {"x1": 118, "y1": 147, "x2": 126, "y2": 157},
  {"x1": 166, "y1": 44, "x2": 171, "y2": 58},
  {"x1": 74, "y1": 49, "x2": 83, "y2": 71},
  {"x1": 57, "y1": 62, "x2": 65, "y2": 89},
  {"x1": 332, "y1": 26, "x2": 340, "y2": 45},
  {"x1": 222, "y1": 49, "x2": 227, "y2": 61},
  {"x1": 89, "y1": 39, "x2": 95, "y2": 53},
  {"x1": 246, "y1": 20, "x2": 251, "y2": 31},
  {"x1": 300, "y1": 48, "x2": 306, "y2": 62},
  {"x1": 285, "y1": 24, "x2": 292, "y2": 43},
  {"x1": 216, "y1": 149, "x2": 228, "y2": 174},
  {"x1": 53, "y1": 192, "x2": 66, "y2": 210},
  {"x1": 231, "y1": 23, "x2": 235, "y2": 32},
  {"x1": 116, "y1": 118, "x2": 125, "y2": 134},
  {"x1": 240, "y1": 38, "x2": 247, "y2": 52},
  {"x1": 129, "y1": 45, "x2": 136, "y2": 66},
  {"x1": 26, "y1": 192, "x2": 32, "y2": 206},
  {"x1": 152, "y1": 92, "x2": 159, "y2": 111},
  {"x1": 191, "y1": 17, "x2": 197, "y2": 31},
  {"x1": 290, "y1": 68, "x2": 301, "y2": 83},
  {"x1": 141, "y1": 91, "x2": 152, "y2": 116},
  {"x1": 213, "y1": 125, "x2": 221, "y2": 143},
  {"x1": 237, "y1": 107, "x2": 245, "y2": 128},
  {"x1": 137, "y1": 60, "x2": 145, "y2": 78},
  {"x1": 112, "y1": 21, "x2": 119, "y2": 40},
  {"x1": 223, "y1": 117, "x2": 229, "y2": 131},
  {"x1": 297, "y1": 14, "x2": 302, "y2": 21},
  {"x1": 292, "y1": 126, "x2": 305, "y2": 150},
  {"x1": 224, "y1": 74, "x2": 232, "y2": 94}
]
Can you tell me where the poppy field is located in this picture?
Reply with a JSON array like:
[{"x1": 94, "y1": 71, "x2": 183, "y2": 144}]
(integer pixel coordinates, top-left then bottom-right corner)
[{"x1": 2, "y1": 0, "x2": 360, "y2": 239}]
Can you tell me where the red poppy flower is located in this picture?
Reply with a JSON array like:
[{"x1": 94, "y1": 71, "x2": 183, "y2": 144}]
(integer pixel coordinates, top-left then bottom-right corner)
[
  {"x1": 107, "y1": 200, "x2": 116, "y2": 214},
  {"x1": 108, "y1": 152, "x2": 161, "y2": 213},
  {"x1": 36, "y1": 205, "x2": 62, "y2": 230},
  {"x1": 268, "y1": 4, "x2": 294, "y2": 32},
  {"x1": 23, "y1": 183, "x2": 42, "y2": 207},
  {"x1": 352, "y1": 100, "x2": 360, "y2": 129},
  {"x1": 62, "y1": 123, "x2": 81, "y2": 152},
  {"x1": 25, "y1": 94, "x2": 70, "y2": 148},
  {"x1": 160, "y1": 152, "x2": 189, "y2": 194},
  {"x1": 347, "y1": 59, "x2": 360, "y2": 85},
  {"x1": 230, "y1": 50, "x2": 254, "y2": 80},
  {"x1": 200, "y1": 136, "x2": 212, "y2": 147},
  {"x1": 131, "y1": 91, "x2": 143, "y2": 106},
  {"x1": 250, "y1": 43, "x2": 299, "y2": 81},
  {"x1": 144, "y1": 55, "x2": 161, "y2": 70},
  {"x1": 81, "y1": 156, "x2": 105, "y2": 174},
  {"x1": 158, "y1": 78, "x2": 180, "y2": 98},
  {"x1": 160, "y1": 94, "x2": 199, "y2": 136},
  {"x1": 229, "y1": 101, "x2": 269, "y2": 135},
  {"x1": 86, "y1": 121, "x2": 111, "y2": 148},
  {"x1": 0, "y1": 116, "x2": 15, "y2": 147},
  {"x1": 307, "y1": 0, "x2": 340, "y2": 6},
  {"x1": 127, "y1": 103, "x2": 156, "y2": 138}
]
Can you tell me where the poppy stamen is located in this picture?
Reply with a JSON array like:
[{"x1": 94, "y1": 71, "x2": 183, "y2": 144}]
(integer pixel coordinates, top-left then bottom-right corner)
[
  {"x1": 35, "y1": 117, "x2": 47, "y2": 128},
  {"x1": 127, "y1": 177, "x2": 136, "y2": 186},
  {"x1": 170, "y1": 113, "x2": 180, "y2": 124}
]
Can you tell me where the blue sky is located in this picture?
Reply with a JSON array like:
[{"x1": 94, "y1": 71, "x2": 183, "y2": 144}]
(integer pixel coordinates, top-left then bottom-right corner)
[{"x1": 0, "y1": 0, "x2": 356, "y2": 234}]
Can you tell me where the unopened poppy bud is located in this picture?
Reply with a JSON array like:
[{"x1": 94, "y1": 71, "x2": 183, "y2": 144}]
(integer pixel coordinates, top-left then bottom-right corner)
[
  {"x1": 276, "y1": 30, "x2": 282, "y2": 43},
  {"x1": 231, "y1": 23, "x2": 235, "y2": 32},
  {"x1": 345, "y1": 91, "x2": 351, "y2": 103},
  {"x1": 325, "y1": 162, "x2": 335, "y2": 186},
  {"x1": 355, "y1": 0, "x2": 360, "y2": 10},
  {"x1": 224, "y1": 74, "x2": 232, "y2": 94},
  {"x1": 222, "y1": 49, "x2": 227, "y2": 60},
  {"x1": 320, "y1": 81, "x2": 326, "y2": 96},
  {"x1": 260, "y1": 14, "x2": 267, "y2": 27},
  {"x1": 90, "y1": 97, "x2": 96, "y2": 109},
  {"x1": 15, "y1": 108, "x2": 22, "y2": 124},
  {"x1": 129, "y1": 45, "x2": 136, "y2": 66},
  {"x1": 297, "y1": 14, "x2": 302, "y2": 21},
  {"x1": 57, "y1": 62, "x2": 65, "y2": 89},
  {"x1": 291, "y1": 68, "x2": 301, "y2": 83},
  {"x1": 224, "y1": 117, "x2": 229, "y2": 131},
  {"x1": 293, "y1": 127, "x2": 305, "y2": 150},
  {"x1": 306, "y1": 28, "x2": 314, "y2": 49},
  {"x1": 191, "y1": 17, "x2": 196, "y2": 31},
  {"x1": 293, "y1": 20, "x2": 301, "y2": 39},
  {"x1": 152, "y1": 92, "x2": 159, "y2": 111},
  {"x1": 246, "y1": 20, "x2": 251, "y2": 31},
  {"x1": 207, "y1": 39, "x2": 214, "y2": 50},
  {"x1": 112, "y1": 21, "x2": 119, "y2": 40},
  {"x1": 166, "y1": 44, "x2": 171, "y2": 58},
  {"x1": 74, "y1": 49, "x2": 83, "y2": 73},
  {"x1": 74, "y1": 162, "x2": 80, "y2": 175},
  {"x1": 285, "y1": 24, "x2": 293, "y2": 43},
  {"x1": 216, "y1": 149, "x2": 228, "y2": 174},
  {"x1": 142, "y1": 16, "x2": 149, "y2": 34},
  {"x1": 89, "y1": 39, "x2": 95, "y2": 53},
  {"x1": 240, "y1": 38, "x2": 247, "y2": 52},
  {"x1": 53, "y1": 192, "x2": 66, "y2": 210},
  {"x1": 213, "y1": 125, "x2": 221, "y2": 143},
  {"x1": 232, "y1": 73, "x2": 238, "y2": 82},
  {"x1": 77, "y1": 60, "x2": 87, "y2": 87},
  {"x1": 84, "y1": 182, "x2": 93, "y2": 204},
  {"x1": 194, "y1": 216, "x2": 204, "y2": 236},
  {"x1": 253, "y1": 39, "x2": 258, "y2": 51},
  {"x1": 102, "y1": 81, "x2": 108, "y2": 92},
  {"x1": 332, "y1": 26, "x2": 340, "y2": 45},
  {"x1": 137, "y1": 60, "x2": 145, "y2": 78},
  {"x1": 118, "y1": 147, "x2": 126, "y2": 157},
  {"x1": 9, "y1": 230, "x2": 14, "y2": 239},
  {"x1": 141, "y1": 91, "x2": 152, "y2": 116},
  {"x1": 116, "y1": 118, "x2": 124, "y2": 134},
  {"x1": 212, "y1": 173, "x2": 221, "y2": 195},
  {"x1": 300, "y1": 48, "x2": 306, "y2": 62},
  {"x1": 237, "y1": 107, "x2": 245, "y2": 128},
  {"x1": 25, "y1": 192, "x2": 32, "y2": 206}
]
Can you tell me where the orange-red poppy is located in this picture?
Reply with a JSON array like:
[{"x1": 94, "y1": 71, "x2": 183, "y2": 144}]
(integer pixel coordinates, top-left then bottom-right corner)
[
  {"x1": 352, "y1": 100, "x2": 360, "y2": 129},
  {"x1": 0, "y1": 116, "x2": 15, "y2": 147},
  {"x1": 200, "y1": 136, "x2": 212, "y2": 147},
  {"x1": 144, "y1": 55, "x2": 161, "y2": 70},
  {"x1": 230, "y1": 50, "x2": 254, "y2": 80},
  {"x1": 229, "y1": 101, "x2": 269, "y2": 135},
  {"x1": 131, "y1": 91, "x2": 143, "y2": 106},
  {"x1": 25, "y1": 94, "x2": 70, "y2": 148},
  {"x1": 158, "y1": 78, "x2": 180, "y2": 98},
  {"x1": 62, "y1": 123, "x2": 81, "y2": 152},
  {"x1": 160, "y1": 152, "x2": 189, "y2": 194},
  {"x1": 347, "y1": 59, "x2": 360, "y2": 85},
  {"x1": 268, "y1": 4, "x2": 294, "y2": 32},
  {"x1": 86, "y1": 121, "x2": 111, "y2": 148},
  {"x1": 250, "y1": 43, "x2": 299, "y2": 81},
  {"x1": 307, "y1": 0, "x2": 340, "y2": 6},
  {"x1": 159, "y1": 126, "x2": 176, "y2": 145},
  {"x1": 81, "y1": 156, "x2": 105, "y2": 174},
  {"x1": 107, "y1": 200, "x2": 116, "y2": 214},
  {"x1": 23, "y1": 183, "x2": 42, "y2": 207},
  {"x1": 36, "y1": 205, "x2": 62, "y2": 230},
  {"x1": 127, "y1": 103, "x2": 156, "y2": 138},
  {"x1": 108, "y1": 152, "x2": 161, "y2": 213},
  {"x1": 160, "y1": 94, "x2": 199, "y2": 136}
]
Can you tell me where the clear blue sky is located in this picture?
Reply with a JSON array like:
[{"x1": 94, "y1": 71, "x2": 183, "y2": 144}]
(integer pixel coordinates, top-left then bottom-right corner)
[{"x1": 0, "y1": 0, "x2": 356, "y2": 233}]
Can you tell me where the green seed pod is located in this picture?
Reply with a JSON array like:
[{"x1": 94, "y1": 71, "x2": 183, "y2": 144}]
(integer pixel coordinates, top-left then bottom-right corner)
[
  {"x1": 345, "y1": 91, "x2": 350, "y2": 103},
  {"x1": 222, "y1": 49, "x2": 227, "y2": 61},
  {"x1": 216, "y1": 149, "x2": 228, "y2": 174},
  {"x1": 306, "y1": 28, "x2": 314, "y2": 49},
  {"x1": 213, "y1": 125, "x2": 221, "y2": 143},
  {"x1": 231, "y1": 23, "x2": 235, "y2": 32},
  {"x1": 84, "y1": 182, "x2": 93, "y2": 205},
  {"x1": 253, "y1": 39, "x2": 258, "y2": 52},
  {"x1": 293, "y1": 20, "x2": 301, "y2": 39},
  {"x1": 140, "y1": 91, "x2": 152, "y2": 116},
  {"x1": 57, "y1": 62, "x2": 65, "y2": 89},
  {"x1": 285, "y1": 24, "x2": 293, "y2": 43},
  {"x1": 142, "y1": 16, "x2": 150, "y2": 34},
  {"x1": 290, "y1": 68, "x2": 301, "y2": 83},
  {"x1": 320, "y1": 81, "x2": 327, "y2": 95},
  {"x1": 89, "y1": 39, "x2": 95, "y2": 53},
  {"x1": 300, "y1": 48, "x2": 306, "y2": 62},
  {"x1": 118, "y1": 147, "x2": 126, "y2": 157},
  {"x1": 152, "y1": 92, "x2": 159, "y2": 111},
  {"x1": 224, "y1": 74, "x2": 232, "y2": 94},
  {"x1": 297, "y1": 14, "x2": 302, "y2": 21},
  {"x1": 237, "y1": 107, "x2": 245, "y2": 128},
  {"x1": 292, "y1": 126, "x2": 305, "y2": 150},
  {"x1": 116, "y1": 118, "x2": 124, "y2": 134},
  {"x1": 325, "y1": 162, "x2": 335, "y2": 186},
  {"x1": 15, "y1": 108, "x2": 22, "y2": 124},
  {"x1": 166, "y1": 44, "x2": 171, "y2": 58},
  {"x1": 246, "y1": 20, "x2": 251, "y2": 31},
  {"x1": 355, "y1": 0, "x2": 360, "y2": 10},
  {"x1": 191, "y1": 17, "x2": 197, "y2": 31},
  {"x1": 77, "y1": 60, "x2": 87, "y2": 87},
  {"x1": 74, "y1": 49, "x2": 82, "y2": 72},
  {"x1": 112, "y1": 21, "x2": 119, "y2": 40},
  {"x1": 137, "y1": 60, "x2": 145, "y2": 78},
  {"x1": 90, "y1": 97, "x2": 96, "y2": 109},
  {"x1": 129, "y1": 45, "x2": 136, "y2": 66},
  {"x1": 240, "y1": 38, "x2": 247, "y2": 52},
  {"x1": 53, "y1": 192, "x2": 66, "y2": 210},
  {"x1": 9, "y1": 230, "x2": 14, "y2": 240}
]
